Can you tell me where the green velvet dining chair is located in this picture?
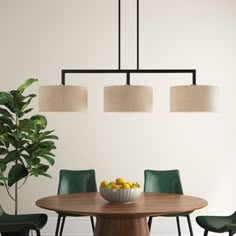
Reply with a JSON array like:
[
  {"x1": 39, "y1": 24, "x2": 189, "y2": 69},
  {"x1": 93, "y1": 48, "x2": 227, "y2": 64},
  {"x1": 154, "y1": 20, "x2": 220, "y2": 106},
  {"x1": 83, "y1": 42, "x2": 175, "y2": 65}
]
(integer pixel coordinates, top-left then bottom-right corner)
[
  {"x1": 196, "y1": 211, "x2": 236, "y2": 236},
  {"x1": 144, "y1": 169, "x2": 194, "y2": 236},
  {"x1": 0, "y1": 205, "x2": 47, "y2": 236},
  {"x1": 55, "y1": 169, "x2": 97, "y2": 236}
]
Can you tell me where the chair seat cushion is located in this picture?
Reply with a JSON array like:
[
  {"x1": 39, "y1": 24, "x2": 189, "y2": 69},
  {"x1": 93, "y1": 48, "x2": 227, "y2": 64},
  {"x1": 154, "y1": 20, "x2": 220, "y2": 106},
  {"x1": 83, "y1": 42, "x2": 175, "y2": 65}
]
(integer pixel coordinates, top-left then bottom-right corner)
[
  {"x1": 0, "y1": 214, "x2": 47, "y2": 232},
  {"x1": 196, "y1": 214, "x2": 236, "y2": 233}
]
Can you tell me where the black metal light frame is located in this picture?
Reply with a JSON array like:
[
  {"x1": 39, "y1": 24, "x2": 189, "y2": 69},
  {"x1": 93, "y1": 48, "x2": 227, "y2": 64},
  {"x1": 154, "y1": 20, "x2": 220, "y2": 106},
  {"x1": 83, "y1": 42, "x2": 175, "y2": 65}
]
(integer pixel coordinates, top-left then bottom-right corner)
[{"x1": 60, "y1": 0, "x2": 197, "y2": 87}]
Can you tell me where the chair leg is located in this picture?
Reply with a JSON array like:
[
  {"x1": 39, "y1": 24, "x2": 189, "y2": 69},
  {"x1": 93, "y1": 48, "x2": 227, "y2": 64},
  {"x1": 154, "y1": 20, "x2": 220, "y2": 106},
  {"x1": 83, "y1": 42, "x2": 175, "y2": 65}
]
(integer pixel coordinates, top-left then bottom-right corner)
[
  {"x1": 55, "y1": 215, "x2": 62, "y2": 236},
  {"x1": 176, "y1": 216, "x2": 181, "y2": 236},
  {"x1": 35, "y1": 229, "x2": 41, "y2": 236},
  {"x1": 204, "y1": 230, "x2": 208, "y2": 236},
  {"x1": 24, "y1": 229, "x2": 29, "y2": 236},
  {"x1": 59, "y1": 216, "x2": 66, "y2": 236},
  {"x1": 229, "y1": 230, "x2": 233, "y2": 236},
  {"x1": 90, "y1": 216, "x2": 95, "y2": 233},
  {"x1": 148, "y1": 216, "x2": 153, "y2": 232},
  {"x1": 186, "y1": 215, "x2": 194, "y2": 236}
]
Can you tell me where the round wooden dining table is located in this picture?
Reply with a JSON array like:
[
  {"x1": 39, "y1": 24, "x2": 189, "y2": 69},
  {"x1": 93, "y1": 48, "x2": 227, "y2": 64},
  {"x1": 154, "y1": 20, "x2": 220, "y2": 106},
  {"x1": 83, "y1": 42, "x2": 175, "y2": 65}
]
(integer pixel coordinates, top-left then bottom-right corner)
[{"x1": 36, "y1": 192, "x2": 207, "y2": 236}]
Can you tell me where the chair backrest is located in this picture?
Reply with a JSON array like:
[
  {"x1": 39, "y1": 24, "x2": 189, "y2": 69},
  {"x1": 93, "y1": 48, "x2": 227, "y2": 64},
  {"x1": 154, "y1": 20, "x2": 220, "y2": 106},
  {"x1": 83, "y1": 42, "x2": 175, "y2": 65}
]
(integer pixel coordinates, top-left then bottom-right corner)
[
  {"x1": 144, "y1": 169, "x2": 183, "y2": 194},
  {"x1": 57, "y1": 169, "x2": 97, "y2": 195}
]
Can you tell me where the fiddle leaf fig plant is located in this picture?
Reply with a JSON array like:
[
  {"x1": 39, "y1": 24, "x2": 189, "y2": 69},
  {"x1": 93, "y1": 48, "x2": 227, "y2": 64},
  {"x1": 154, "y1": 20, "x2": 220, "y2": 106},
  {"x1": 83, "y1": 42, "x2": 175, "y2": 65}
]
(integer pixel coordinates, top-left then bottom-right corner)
[{"x1": 0, "y1": 79, "x2": 58, "y2": 214}]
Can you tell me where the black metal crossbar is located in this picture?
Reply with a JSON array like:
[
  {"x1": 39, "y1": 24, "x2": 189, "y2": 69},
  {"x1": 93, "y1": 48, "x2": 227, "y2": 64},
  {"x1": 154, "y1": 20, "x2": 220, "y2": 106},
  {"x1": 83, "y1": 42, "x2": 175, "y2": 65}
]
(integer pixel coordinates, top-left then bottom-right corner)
[{"x1": 61, "y1": 69, "x2": 196, "y2": 86}]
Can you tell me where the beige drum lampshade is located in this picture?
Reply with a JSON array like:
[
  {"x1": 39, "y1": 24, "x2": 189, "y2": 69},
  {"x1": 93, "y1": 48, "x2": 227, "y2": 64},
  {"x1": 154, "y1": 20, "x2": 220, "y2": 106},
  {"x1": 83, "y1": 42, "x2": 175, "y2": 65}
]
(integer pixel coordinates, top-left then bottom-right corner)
[
  {"x1": 170, "y1": 85, "x2": 219, "y2": 112},
  {"x1": 39, "y1": 85, "x2": 88, "y2": 112},
  {"x1": 104, "y1": 85, "x2": 153, "y2": 112}
]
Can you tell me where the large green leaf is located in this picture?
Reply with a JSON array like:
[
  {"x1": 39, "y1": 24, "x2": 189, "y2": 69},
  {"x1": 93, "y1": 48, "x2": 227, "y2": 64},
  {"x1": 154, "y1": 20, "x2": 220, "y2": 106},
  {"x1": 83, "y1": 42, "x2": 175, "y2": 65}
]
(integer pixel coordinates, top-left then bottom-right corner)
[
  {"x1": 9, "y1": 90, "x2": 27, "y2": 116},
  {"x1": 18, "y1": 119, "x2": 33, "y2": 131},
  {"x1": 6, "y1": 134, "x2": 19, "y2": 148},
  {"x1": 1, "y1": 102, "x2": 16, "y2": 114},
  {"x1": 0, "y1": 116, "x2": 14, "y2": 129},
  {"x1": 26, "y1": 157, "x2": 41, "y2": 166},
  {"x1": 31, "y1": 164, "x2": 49, "y2": 177},
  {"x1": 0, "y1": 134, "x2": 9, "y2": 143},
  {"x1": 17, "y1": 78, "x2": 38, "y2": 94},
  {"x1": 0, "y1": 108, "x2": 13, "y2": 120},
  {"x1": 38, "y1": 141, "x2": 56, "y2": 149},
  {"x1": 35, "y1": 149, "x2": 55, "y2": 157},
  {"x1": 21, "y1": 94, "x2": 36, "y2": 112},
  {"x1": 8, "y1": 164, "x2": 28, "y2": 186},
  {"x1": 0, "y1": 148, "x2": 7, "y2": 155},
  {"x1": 0, "y1": 159, "x2": 7, "y2": 172},
  {"x1": 0, "y1": 171, "x2": 7, "y2": 180},
  {"x1": 38, "y1": 172, "x2": 51, "y2": 178},
  {"x1": 31, "y1": 115, "x2": 47, "y2": 132},
  {"x1": 0, "y1": 92, "x2": 13, "y2": 105},
  {"x1": 22, "y1": 108, "x2": 33, "y2": 115},
  {"x1": 42, "y1": 134, "x2": 58, "y2": 140},
  {"x1": 38, "y1": 132, "x2": 58, "y2": 142},
  {"x1": 4, "y1": 150, "x2": 20, "y2": 164},
  {"x1": 39, "y1": 155, "x2": 55, "y2": 165}
]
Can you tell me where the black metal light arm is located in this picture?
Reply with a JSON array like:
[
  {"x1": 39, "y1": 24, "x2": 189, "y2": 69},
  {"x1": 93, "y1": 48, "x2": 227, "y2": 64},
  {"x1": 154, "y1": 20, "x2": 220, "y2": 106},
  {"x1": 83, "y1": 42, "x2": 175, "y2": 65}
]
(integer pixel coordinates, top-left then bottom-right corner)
[
  {"x1": 61, "y1": 69, "x2": 196, "y2": 86},
  {"x1": 61, "y1": 0, "x2": 196, "y2": 88}
]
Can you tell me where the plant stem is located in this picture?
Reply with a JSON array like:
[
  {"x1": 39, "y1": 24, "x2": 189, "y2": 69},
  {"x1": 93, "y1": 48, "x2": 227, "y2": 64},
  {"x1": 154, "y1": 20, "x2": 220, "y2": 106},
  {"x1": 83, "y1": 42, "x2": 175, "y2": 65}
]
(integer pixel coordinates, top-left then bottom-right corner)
[
  {"x1": 14, "y1": 182, "x2": 18, "y2": 215},
  {"x1": 15, "y1": 115, "x2": 19, "y2": 215},
  {"x1": 18, "y1": 176, "x2": 28, "y2": 189},
  {"x1": 3, "y1": 180, "x2": 15, "y2": 201}
]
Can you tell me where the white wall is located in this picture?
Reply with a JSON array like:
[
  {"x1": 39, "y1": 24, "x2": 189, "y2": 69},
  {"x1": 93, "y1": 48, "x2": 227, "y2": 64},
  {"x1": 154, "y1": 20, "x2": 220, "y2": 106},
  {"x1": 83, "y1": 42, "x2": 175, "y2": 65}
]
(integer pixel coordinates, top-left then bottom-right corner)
[{"x1": 0, "y1": 0, "x2": 235, "y2": 235}]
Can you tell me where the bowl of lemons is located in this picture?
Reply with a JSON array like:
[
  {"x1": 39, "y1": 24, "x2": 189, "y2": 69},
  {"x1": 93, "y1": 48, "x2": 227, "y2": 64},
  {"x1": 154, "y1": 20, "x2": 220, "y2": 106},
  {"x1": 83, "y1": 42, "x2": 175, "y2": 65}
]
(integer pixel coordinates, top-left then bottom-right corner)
[{"x1": 100, "y1": 178, "x2": 142, "y2": 204}]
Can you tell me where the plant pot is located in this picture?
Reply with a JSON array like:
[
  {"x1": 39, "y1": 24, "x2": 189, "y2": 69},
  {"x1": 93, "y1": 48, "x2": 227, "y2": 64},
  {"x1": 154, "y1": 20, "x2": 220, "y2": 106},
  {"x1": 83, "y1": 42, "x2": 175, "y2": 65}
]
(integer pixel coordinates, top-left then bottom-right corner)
[{"x1": 1, "y1": 229, "x2": 29, "y2": 236}]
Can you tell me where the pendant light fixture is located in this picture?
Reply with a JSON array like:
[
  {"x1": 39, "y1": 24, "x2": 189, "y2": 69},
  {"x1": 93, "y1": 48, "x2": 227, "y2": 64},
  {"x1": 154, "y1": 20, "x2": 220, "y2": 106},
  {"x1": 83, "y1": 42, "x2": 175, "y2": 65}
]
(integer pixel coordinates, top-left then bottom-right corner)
[
  {"x1": 38, "y1": 0, "x2": 219, "y2": 113},
  {"x1": 104, "y1": 0, "x2": 153, "y2": 112},
  {"x1": 169, "y1": 68, "x2": 219, "y2": 112}
]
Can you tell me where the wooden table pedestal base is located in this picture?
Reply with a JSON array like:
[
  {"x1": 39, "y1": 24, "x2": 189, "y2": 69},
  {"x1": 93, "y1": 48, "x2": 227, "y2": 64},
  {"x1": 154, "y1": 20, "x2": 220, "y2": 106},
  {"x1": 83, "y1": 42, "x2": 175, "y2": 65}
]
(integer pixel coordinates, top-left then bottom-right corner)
[{"x1": 95, "y1": 216, "x2": 149, "y2": 236}]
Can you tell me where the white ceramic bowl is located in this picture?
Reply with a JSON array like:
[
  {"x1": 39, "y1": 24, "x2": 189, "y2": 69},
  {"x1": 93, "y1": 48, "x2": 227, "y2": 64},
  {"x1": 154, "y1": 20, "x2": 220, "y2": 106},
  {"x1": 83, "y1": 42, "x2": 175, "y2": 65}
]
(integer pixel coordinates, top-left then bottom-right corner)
[{"x1": 100, "y1": 187, "x2": 142, "y2": 204}]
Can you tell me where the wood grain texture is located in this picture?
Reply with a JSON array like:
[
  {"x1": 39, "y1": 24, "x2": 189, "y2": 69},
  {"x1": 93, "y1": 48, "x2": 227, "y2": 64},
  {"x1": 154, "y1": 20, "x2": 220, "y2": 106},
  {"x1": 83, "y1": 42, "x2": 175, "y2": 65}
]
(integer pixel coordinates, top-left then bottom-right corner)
[
  {"x1": 36, "y1": 192, "x2": 207, "y2": 236},
  {"x1": 36, "y1": 192, "x2": 207, "y2": 217},
  {"x1": 95, "y1": 216, "x2": 149, "y2": 236}
]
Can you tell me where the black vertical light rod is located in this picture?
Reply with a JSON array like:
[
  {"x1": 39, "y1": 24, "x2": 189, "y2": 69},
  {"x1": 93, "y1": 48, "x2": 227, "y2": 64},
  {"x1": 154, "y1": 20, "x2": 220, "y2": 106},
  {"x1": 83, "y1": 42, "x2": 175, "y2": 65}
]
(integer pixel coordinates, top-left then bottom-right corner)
[
  {"x1": 118, "y1": 0, "x2": 121, "y2": 70},
  {"x1": 192, "y1": 70, "x2": 196, "y2": 85},
  {"x1": 126, "y1": 73, "x2": 130, "y2": 85},
  {"x1": 137, "y1": 0, "x2": 139, "y2": 70},
  {"x1": 61, "y1": 70, "x2": 65, "y2": 85}
]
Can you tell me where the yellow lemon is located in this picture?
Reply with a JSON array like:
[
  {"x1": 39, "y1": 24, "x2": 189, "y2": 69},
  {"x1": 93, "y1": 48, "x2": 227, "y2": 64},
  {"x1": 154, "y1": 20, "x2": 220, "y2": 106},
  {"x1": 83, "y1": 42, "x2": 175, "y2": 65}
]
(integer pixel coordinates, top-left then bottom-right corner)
[
  {"x1": 126, "y1": 181, "x2": 133, "y2": 187},
  {"x1": 121, "y1": 183, "x2": 130, "y2": 189},
  {"x1": 106, "y1": 183, "x2": 113, "y2": 189},
  {"x1": 130, "y1": 184, "x2": 137, "y2": 188},
  {"x1": 116, "y1": 178, "x2": 125, "y2": 185},
  {"x1": 134, "y1": 183, "x2": 141, "y2": 188},
  {"x1": 112, "y1": 184, "x2": 121, "y2": 189},
  {"x1": 100, "y1": 181, "x2": 109, "y2": 188}
]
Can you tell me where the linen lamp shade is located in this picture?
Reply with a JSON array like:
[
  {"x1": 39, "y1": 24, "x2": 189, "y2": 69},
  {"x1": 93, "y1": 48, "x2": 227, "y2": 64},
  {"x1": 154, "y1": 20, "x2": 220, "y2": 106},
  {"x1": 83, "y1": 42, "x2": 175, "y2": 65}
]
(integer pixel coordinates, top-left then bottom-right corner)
[
  {"x1": 170, "y1": 85, "x2": 219, "y2": 112},
  {"x1": 39, "y1": 85, "x2": 88, "y2": 112},
  {"x1": 104, "y1": 85, "x2": 153, "y2": 112}
]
